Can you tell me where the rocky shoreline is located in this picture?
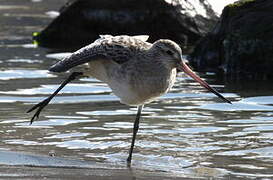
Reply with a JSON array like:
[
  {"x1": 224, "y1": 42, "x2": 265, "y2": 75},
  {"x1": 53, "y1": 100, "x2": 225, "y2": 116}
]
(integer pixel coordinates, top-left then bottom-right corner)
[
  {"x1": 34, "y1": 0, "x2": 273, "y2": 80},
  {"x1": 190, "y1": 0, "x2": 273, "y2": 81}
]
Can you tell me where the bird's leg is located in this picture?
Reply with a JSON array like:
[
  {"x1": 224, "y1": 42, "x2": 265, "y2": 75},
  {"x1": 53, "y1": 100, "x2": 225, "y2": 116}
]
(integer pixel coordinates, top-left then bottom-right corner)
[
  {"x1": 127, "y1": 105, "x2": 144, "y2": 164},
  {"x1": 27, "y1": 72, "x2": 83, "y2": 124}
]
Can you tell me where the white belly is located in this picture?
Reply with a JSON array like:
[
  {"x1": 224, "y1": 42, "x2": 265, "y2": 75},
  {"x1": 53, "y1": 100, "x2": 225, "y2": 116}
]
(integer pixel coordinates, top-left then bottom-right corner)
[
  {"x1": 109, "y1": 82, "x2": 142, "y2": 105},
  {"x1": 108, "y1": 69, "x2": 177, "y2": 106}
]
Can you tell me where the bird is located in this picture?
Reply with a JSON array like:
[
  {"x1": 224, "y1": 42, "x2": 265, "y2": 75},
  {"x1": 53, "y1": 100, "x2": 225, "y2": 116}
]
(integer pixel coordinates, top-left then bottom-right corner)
[{"x1": 27, "y1": 35, "x2": 231, "y2": 164}]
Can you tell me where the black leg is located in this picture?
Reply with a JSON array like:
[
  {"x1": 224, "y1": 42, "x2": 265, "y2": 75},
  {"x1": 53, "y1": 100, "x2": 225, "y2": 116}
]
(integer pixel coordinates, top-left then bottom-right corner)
[
  {"x1": 127, "y1": 105, "x2": 143, "y2": 164},
  {"x1": 27, "y1": 72, "x2": 83, "y2": 124}
]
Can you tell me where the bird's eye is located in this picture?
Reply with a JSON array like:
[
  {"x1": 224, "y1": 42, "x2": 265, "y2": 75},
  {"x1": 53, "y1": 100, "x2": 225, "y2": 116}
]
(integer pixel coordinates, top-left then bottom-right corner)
[{"x1": 166, "y1": 50, "x2": 173, "y2": 56}]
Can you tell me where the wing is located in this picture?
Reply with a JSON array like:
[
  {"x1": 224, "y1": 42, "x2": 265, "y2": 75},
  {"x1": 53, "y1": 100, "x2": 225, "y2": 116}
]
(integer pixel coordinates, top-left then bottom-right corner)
[
  {"x1": 49, "y1": 35, "x2": 152, "y2": 72},
  {"x1": 99, "y1": 35, "x2": 149, "y2": 42}
]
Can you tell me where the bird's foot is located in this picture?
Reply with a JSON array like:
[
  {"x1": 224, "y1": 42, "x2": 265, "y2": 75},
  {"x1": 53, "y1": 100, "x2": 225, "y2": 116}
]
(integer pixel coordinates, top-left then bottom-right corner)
[
  {"x1": 126, "y1": 156, "x2": 132, "y2": 167},
  {"x1": 27, "y1": 98, "x2": 50, "y2": 124}
]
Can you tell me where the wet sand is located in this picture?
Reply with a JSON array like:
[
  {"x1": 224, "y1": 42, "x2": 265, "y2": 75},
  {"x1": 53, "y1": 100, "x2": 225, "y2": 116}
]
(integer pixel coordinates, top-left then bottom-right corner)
[{"x1": 0, "y1": 150, "x2": 190, "y2": 179}]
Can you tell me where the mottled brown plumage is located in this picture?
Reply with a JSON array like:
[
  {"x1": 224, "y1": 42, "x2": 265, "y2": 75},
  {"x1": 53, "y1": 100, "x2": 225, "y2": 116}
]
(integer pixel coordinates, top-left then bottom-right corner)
[{"x1": 50, "y1": 35, "x2": 151, "y2": 72}]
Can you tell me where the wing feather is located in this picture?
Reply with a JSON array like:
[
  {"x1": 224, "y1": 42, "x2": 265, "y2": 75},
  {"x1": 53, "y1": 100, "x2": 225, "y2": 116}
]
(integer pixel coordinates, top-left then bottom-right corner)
[
  {"x1": 49, "y1": 35, "x2": 152, "y2": 73},
  {"x1": 49, "y1": 53, "x2": 108, "y2": 72}
]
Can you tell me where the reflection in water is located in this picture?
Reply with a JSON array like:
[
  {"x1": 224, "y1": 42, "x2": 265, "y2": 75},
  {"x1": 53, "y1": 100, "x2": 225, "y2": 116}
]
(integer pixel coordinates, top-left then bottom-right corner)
[{"x1": 0, "y1": 1, "x2": 273, "y2": 179}]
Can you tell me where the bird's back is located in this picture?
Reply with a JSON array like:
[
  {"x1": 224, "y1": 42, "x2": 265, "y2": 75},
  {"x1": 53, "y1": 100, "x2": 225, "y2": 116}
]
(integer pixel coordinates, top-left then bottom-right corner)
[
  {"x1": 93, "y1": 35, "x2": 151, "y2": 64},
  {"x1": 49, "y1": 35, "x2": 152, "y2": 72}
]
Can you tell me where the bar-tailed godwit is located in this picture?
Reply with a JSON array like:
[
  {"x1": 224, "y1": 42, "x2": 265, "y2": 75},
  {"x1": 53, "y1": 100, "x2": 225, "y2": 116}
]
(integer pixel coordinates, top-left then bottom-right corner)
[{"x1": 27, "y1": 35, "x2": 231, "y2": 164}]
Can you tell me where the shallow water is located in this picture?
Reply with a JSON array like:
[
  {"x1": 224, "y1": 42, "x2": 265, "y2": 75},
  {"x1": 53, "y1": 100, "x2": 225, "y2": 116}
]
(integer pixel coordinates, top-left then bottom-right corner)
[{"x1": 1, "y1": 1, "x2": 273, "y2": 179}]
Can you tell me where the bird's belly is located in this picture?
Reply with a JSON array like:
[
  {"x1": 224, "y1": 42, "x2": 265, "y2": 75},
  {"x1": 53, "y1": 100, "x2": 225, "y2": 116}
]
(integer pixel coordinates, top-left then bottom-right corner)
[
  {"x1": 110, "y1": 83, "x2": 145, "y2": 106},
  {"x1": 110, "y1": 83, "x2": 169, "y2": 106},
  {"x1": 108, "y1": 69, "x2": 177, "y2": 106},
  {"x1": 119, "y1": 90, "x2": 166, "y2": 105}
]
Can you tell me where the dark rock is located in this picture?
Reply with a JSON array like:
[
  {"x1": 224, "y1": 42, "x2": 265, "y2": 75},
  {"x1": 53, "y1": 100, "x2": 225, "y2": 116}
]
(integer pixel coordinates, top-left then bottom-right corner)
[
  {"x1": 190, "y1": 0, "x2": 273, "y2": 81},
  {"x1": 34, "y1": 0, "x2": 218, "y2": 50}
]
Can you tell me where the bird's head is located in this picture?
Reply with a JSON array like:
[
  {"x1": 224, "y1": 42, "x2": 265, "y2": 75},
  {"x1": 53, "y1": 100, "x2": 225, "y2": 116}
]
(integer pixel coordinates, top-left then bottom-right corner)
[
  {"x1": 151, "y1": 39, "x2": 183, "y2": 69},
  {"x1": 151, "y1": 39, "x2": 231, "y2": 104}
]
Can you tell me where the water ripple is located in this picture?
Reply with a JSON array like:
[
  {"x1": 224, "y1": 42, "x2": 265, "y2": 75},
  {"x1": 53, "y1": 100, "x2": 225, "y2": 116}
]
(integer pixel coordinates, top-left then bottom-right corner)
[
  {"x1": 0, "y1": 83, "x2": 111, "y2": 95},
  {"x1": 198, "y1": 102, "x2": 273, "y2": 112},
  {"x1": 0, "y1": 69, "x2": 55, "y2": 80}
]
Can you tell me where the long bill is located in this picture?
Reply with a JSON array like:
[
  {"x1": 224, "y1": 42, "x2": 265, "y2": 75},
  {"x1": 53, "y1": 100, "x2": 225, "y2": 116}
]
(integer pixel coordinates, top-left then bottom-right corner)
[{"x1": 179, "y1": 61, "x2": 232, "y2": 104}]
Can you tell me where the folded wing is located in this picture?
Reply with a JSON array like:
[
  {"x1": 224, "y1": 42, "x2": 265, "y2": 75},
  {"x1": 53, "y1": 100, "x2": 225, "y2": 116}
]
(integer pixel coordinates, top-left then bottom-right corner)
[{"x1": 49, "y1": 35, "x2": 151, "y2": 73}]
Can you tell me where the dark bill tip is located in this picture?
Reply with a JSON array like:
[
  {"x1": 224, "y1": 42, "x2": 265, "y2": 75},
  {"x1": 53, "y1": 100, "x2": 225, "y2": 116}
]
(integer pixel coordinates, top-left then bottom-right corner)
[{"x1": 179, "y1": 61, "x2": 232, "y2": 104}]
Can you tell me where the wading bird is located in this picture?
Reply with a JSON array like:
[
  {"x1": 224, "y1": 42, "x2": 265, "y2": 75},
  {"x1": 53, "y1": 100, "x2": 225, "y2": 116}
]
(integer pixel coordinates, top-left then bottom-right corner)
[{"x1": 27, "y1": 35, "x2": 231, "y2": 164}]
